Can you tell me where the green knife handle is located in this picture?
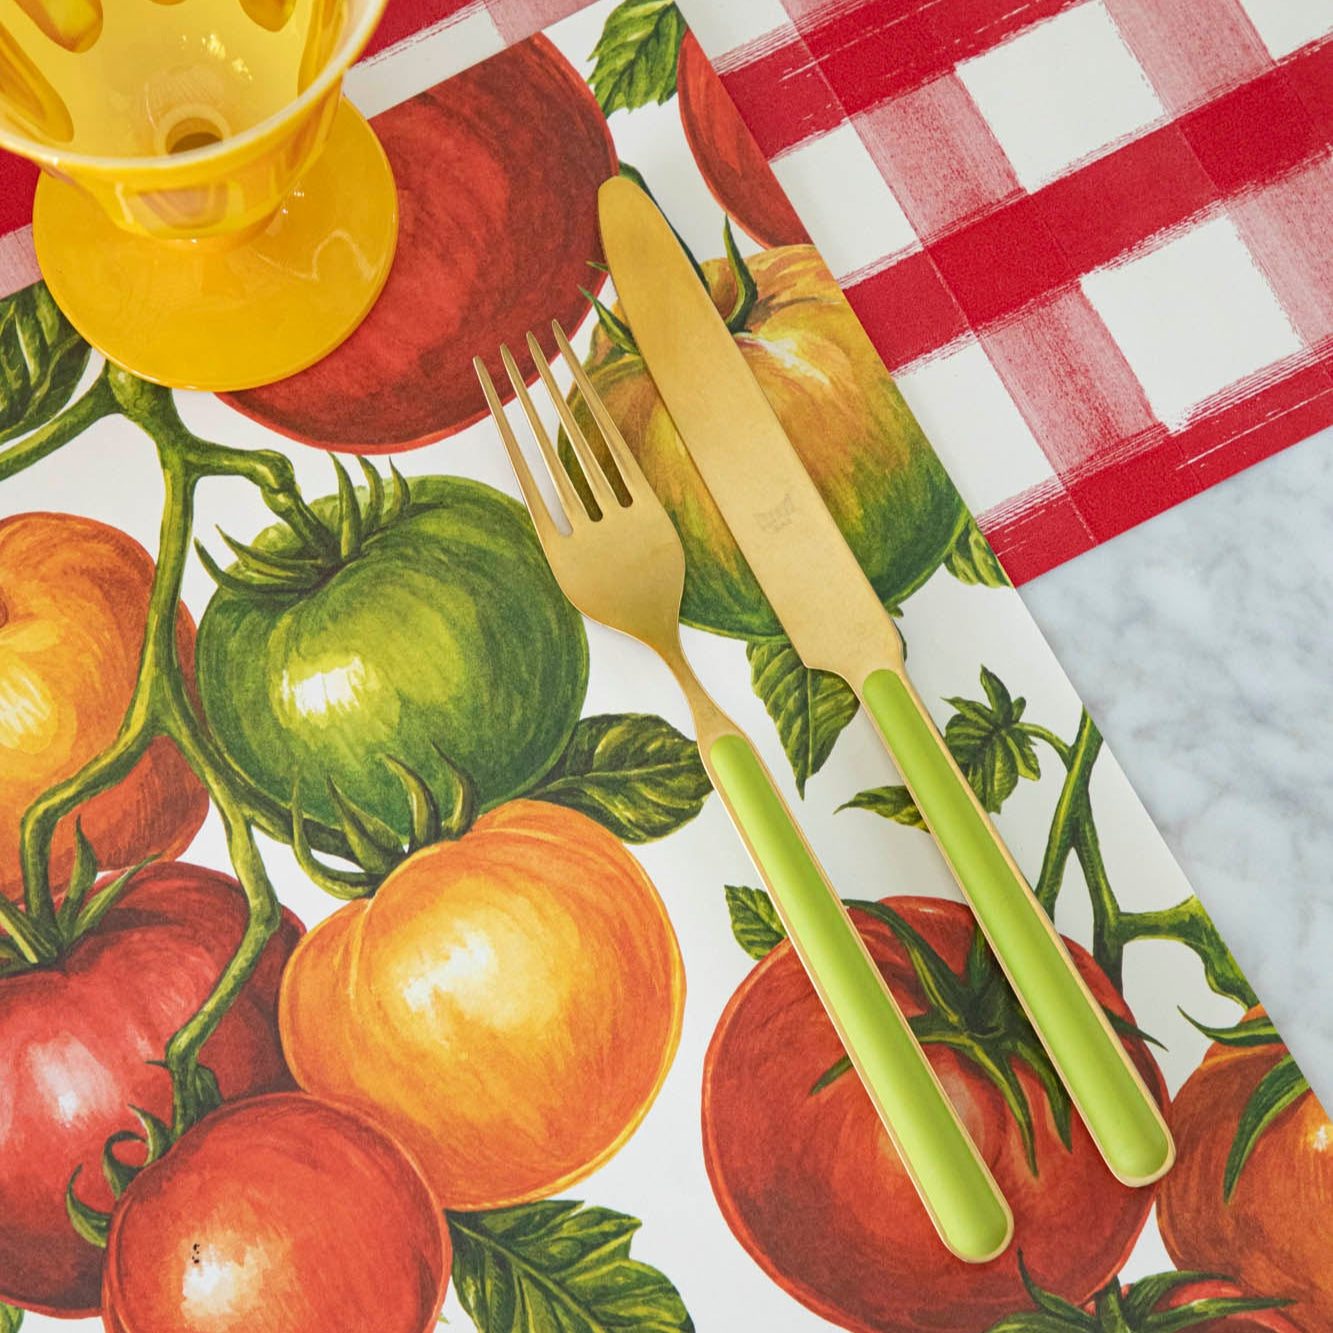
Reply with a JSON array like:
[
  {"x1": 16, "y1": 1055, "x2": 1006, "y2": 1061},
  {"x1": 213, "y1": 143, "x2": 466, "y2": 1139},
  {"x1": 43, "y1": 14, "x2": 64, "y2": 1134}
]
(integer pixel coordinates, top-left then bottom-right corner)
[
  {"x1": 706, "y1": 731, "x2": 1013, "y2": 1263},
  {"x1": 859, "y1": 668, "x2": 1174, "y2": 1186}
]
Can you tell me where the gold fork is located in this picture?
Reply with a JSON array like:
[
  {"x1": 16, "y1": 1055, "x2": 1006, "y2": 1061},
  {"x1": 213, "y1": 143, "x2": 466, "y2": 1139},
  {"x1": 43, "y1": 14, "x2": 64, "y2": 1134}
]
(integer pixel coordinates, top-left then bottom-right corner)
[{"x1": 474, "y1": 324, "x2": 1013, "y2": 1264}]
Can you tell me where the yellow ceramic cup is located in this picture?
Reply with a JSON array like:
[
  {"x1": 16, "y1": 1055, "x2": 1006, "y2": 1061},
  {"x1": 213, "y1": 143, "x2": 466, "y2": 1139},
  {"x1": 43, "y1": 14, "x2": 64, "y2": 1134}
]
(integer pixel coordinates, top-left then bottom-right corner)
[{"x1": 0, "y1": 0, "x2": 399, "y2": 390}]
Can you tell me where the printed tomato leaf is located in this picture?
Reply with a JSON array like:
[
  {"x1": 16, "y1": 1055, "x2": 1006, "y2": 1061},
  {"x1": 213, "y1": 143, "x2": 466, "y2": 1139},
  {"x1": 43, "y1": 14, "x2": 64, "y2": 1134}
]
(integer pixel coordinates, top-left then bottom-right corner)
[
  {"x1": 529, "y1": 713, "x2": 711, "y2": 843},
  {"x1": 943, "y1": 666, "x2": 1040, "y2": 812},
  {"x1": 944, "y1": 515, "x2": 1011, "y2": 589},
  {"x1": 837, "y1": 784, "x2": 926, "y2": 828},
  {"x1": 840, "y1": 666, "x2": 1040, "y2": 824},
  {"x1": 0, "y1": 1301, "x2": 21, "y2": 1333},
  {"x1": 589, "y1": 0, "x2": 686, "y2": 115},
  {"x1": 725, "y1": 885, "x2": 786, "y2": 960},
  {"x1": 1225, "y1": 1050, "x2": 1309, "y2": 1200},
  {"x1": 748, "y1": 636, "x2": 859, "y2": 796},
  {"x1": 448, "y1": 1200, "x2": 694, "y2": 1333},
  {"x1": 0, "y1": 283, "x2": 90, "y2": 445}
]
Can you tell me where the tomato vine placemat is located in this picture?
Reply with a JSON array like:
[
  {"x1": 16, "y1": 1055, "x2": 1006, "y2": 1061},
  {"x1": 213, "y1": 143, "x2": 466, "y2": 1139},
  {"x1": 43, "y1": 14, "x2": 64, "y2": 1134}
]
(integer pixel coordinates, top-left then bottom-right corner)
[{"x1": 1, "y1": 3, "x2": 1329, "y2": 1332}]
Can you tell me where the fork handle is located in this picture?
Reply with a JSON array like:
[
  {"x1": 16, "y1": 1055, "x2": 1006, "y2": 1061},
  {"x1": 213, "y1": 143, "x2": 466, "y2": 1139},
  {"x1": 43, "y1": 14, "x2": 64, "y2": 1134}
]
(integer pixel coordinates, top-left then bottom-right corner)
[
  {"x1": 704, "y1": 731, "x2": 1013, "y2": 1263},
  {"x1": 858, "y1": 667, "x2": 1175, "y2": 1186}
]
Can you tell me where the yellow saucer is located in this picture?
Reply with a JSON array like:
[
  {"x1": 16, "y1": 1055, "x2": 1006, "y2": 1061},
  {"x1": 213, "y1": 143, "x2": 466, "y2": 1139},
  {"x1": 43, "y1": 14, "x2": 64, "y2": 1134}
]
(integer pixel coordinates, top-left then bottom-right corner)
[{"x1": 33, "y1": 99, "x2": 398, "y2": 393}]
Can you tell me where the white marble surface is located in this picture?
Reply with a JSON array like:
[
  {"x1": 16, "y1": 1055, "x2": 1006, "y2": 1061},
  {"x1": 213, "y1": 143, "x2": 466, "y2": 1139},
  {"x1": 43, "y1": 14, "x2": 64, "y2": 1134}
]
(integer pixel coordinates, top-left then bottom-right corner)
[{"x1": 1021, "y1": 424, "x2": 1333, "y2": 1100}]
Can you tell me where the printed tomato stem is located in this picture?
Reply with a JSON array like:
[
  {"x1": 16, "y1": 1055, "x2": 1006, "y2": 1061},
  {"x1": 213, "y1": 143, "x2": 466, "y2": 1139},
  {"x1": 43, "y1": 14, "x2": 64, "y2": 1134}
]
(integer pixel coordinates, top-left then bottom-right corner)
[
  {"x1": 0, "y1": 366, "x2": 117, "y2": 483},
  {"x1": 1032, "y1": 711, "x2": 1102, "y2": 914},
  {"x1": 1026, "y1": 707, "x2": 1255, "y2": 1008},
  {"x1": 162, "y1": 796, "x2": 282, "y2": 1135}
]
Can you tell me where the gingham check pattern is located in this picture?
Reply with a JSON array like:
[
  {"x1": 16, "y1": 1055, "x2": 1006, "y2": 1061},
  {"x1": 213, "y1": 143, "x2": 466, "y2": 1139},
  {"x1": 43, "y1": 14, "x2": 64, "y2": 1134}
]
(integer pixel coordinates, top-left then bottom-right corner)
[{"x1": 3, "y1": 0, "x2": 1330, "y2": 581}]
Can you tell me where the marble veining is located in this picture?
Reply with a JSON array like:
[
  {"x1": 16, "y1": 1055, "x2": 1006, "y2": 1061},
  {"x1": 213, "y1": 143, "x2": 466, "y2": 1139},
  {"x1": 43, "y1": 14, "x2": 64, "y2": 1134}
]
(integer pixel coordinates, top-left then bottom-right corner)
[{"x1": 1022, "y1": 425, "x2": 1333, "y2": 1098}]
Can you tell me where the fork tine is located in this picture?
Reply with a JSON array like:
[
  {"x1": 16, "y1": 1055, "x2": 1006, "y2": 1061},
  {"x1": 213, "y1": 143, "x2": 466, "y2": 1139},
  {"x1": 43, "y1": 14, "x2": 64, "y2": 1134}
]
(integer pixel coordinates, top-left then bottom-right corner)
[
  {"x1": 552, "y1": 321, "x2": 654, "y2": 506},
  {"x1": 474, "y1": 356, "x2": 564, "y2": 543},
  {"x1": 527, "y1": 331, "x2": 620, "y2": 515},
  {"x1": 499, "y1": 345, "x2": 588, "y2": 523}
]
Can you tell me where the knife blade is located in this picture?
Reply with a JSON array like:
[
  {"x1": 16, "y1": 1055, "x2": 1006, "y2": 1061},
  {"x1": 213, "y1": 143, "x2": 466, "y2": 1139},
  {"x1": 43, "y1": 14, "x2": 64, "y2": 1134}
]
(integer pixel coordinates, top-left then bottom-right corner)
[{"x1": 598, "y1": 175, "x2": 1174, "y2": 1189}]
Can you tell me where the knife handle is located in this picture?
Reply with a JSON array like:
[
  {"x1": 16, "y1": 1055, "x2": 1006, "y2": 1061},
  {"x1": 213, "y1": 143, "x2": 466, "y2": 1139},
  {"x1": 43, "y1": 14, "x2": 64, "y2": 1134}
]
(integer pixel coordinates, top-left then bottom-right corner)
[
  {"x1": 858, "y1": 668, "x2": 1174, "y2": 1186},
  {"x1": 704, "y1": 730, "x2": 1013, "y2": 1263}
]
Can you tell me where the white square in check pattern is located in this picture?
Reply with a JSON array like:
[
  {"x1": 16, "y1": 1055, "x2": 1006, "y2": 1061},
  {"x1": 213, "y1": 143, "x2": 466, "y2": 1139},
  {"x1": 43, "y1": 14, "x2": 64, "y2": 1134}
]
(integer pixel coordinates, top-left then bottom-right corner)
[
  {"x1": 1081, "y1": 217, "x2": 1304, "y2": 428},
  {"x1": 677, "y1": 0, "x2": 794, "y2": 58},
  {"x1": 770, "y1": 125, "x2": 919, "y2": 282},
  {"x1": 1238, "y1": 0, "x2": 1333, "y2": 59},
  {"x1": 894, "y1": 341, "x2": 1057, "y2": 515},
  {"x1": 956, "y1": 1, "x2": 1164, "y2": 191}
]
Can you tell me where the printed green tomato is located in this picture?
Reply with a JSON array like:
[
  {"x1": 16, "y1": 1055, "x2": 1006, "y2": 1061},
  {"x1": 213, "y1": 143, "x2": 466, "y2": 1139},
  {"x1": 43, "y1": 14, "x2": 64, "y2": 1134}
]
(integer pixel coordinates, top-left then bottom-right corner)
[{"x1": 196, "y1": 475, "x2": 588, "y2": 836}]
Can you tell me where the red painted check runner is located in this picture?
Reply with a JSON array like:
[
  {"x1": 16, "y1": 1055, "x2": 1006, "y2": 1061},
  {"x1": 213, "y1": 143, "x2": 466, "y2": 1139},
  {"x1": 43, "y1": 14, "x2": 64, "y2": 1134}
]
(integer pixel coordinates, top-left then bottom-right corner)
[{"x1": 2, "y1": 0, "x2": 1330, "y2": 582}]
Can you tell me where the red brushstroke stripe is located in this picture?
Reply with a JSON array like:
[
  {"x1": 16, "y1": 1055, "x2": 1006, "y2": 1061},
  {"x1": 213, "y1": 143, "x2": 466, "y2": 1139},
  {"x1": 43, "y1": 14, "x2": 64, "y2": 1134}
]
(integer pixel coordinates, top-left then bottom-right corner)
[
  {"x1": 0, "y1": 155, "x2": 38, "y2": 235},
  {"x1": 1034, "y1": 123, "x2": 1218, "y2": 274},
  {"x1": 718, "y1": 39, "x2": 843, "y2": 159},
  {"x1": 1102, "y1": 0, "x2": 1271, "y2": 115},
  {"x1": 975, "y1": 480, "x2": 1095, "y2": 585},
  {"x1": 1180, "y1": 64, "x2": 1324, "y2": 195},
  {"x1": 982, "y1": 367, "x2": 1333, "y2": 581},
  {"x1": 364, "y1": 0, "x2": 480, "y2": 57},
  {"x1": 842, "y1": 250, "x2": 969, "y2": 370},
  {"x1": 853, "y1": 72, "x2": 1021, "y2": 242},
  {"x1": 834, "y1": 38, "x2": 1333, "y2": 363},
  {"x1": 978, "y1": 288, "x2": 1159, "y2": 476},
  {"x1": 1285, "y1": 36, "x2": 1333, "y2": 142},
  {"x1": 795, "y1": 0, "x2": 1088, "y2": 116}
]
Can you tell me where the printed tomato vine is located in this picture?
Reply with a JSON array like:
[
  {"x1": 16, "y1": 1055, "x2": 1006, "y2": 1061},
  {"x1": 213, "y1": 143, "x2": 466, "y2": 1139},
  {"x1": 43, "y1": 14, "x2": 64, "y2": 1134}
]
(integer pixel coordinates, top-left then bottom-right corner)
[{"x1": 0, "y1": 274, "x2": 703, "y2": 1332}]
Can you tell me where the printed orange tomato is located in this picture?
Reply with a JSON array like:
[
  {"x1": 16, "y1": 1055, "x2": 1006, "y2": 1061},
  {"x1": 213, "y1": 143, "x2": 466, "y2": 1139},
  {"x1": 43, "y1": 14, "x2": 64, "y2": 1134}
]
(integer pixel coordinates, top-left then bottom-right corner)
[
  {"x1": 0, "y1": 863, "x2": 302, "y2": 1317},
  {"x1": 279, "y1": 799, "x2": 685, "y2": 1210},
  {"x1": 703, "y1": 896, "x2": 1165, "y2": 1333},
  {"x1": 0, "y1": 513, "x2": 207, "y2": 902},
  {"x1": 224, "y1": 35, "x2": 617, "y2": 452},
  {"x1": 677, "y1": 31, "x2": 809, "y2": 248},
  {"x1": 102, "y1": 1093, "x2": 450, "y2": 1333},
  {"x1": 1158, "y1": 1007, "x2": 1331, "y2": 1333},
  {"x1": 574, "y1": 245, "x2": 965, "y2": 638}
]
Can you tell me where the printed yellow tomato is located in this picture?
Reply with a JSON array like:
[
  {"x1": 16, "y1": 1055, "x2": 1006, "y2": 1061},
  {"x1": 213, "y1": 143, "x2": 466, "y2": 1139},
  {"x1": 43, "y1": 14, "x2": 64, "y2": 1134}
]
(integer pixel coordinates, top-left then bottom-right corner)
[
  {"x1": 574, "y1": 245, "x2": 965, "y2": 638},
  {"x1": 0, "y1": 513, "x2": 207, "y2": 901},
  {"x1": 279, "y1": 799, "x2": 685, "y2": 1210}
]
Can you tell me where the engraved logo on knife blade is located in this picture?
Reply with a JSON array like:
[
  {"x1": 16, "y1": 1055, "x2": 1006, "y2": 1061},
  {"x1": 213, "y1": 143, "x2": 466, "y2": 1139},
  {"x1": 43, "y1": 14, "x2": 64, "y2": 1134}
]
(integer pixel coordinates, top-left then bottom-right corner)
[{"x1": 754, "y1": 493, "x2": 797, "y2": 533}]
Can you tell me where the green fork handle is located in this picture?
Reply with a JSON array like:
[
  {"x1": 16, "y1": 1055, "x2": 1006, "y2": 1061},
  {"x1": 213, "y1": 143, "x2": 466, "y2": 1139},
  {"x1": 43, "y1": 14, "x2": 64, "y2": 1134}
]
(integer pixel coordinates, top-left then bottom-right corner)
[
  {"x1": 859, "y1": 669, "x2": 1175, "y2": 1186},
  {"x1": 706, "y1": 731, "x2": 1013, "y2": 1263}
]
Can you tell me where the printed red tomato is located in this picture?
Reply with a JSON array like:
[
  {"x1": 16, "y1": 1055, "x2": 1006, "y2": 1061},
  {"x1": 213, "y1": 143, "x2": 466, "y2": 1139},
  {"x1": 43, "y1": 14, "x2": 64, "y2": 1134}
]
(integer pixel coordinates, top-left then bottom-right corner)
[
  {"x1": 677, "y1": 30, "x2": 809, "y2": 248},
  {"x1": 574, "y1": 245, "x2": 965, "y2": 638},
  {"x1": 0, "y1": 513, "x2": 207, "y2": 902},
  {"x1": 1158, "y1": 1007, "x2": 1331, "y2": 1333},
  {"x1": 703, "y1": 896, "x2": 1166, "y2": 1333},
  {"x1": 103, "y1": 1093, "x2": 450, "y2": 1333},
  {"x1": 279, "y1": 799, "x2": 685, "y2": 1211},
  {"x1": 224, "y1": 35, "x2": 617, "y2": 452},
  {"x1": 0, "y1": 863, "x2": 301, "y2": 1316}
]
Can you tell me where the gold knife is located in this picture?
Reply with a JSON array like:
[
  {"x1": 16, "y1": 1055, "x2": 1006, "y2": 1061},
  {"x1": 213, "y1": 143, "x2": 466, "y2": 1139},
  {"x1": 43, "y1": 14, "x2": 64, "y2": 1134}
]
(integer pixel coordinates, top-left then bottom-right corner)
[{"x1": 597, "y1": 175, "x2": 1173, "y2": 1190}]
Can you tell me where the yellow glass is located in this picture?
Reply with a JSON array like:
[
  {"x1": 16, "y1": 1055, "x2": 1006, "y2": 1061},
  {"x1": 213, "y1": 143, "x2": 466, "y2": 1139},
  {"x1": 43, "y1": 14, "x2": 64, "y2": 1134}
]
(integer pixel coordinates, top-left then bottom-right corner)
[{"x1": 0, "y1": 0, "x2": 398, "y2": 390}]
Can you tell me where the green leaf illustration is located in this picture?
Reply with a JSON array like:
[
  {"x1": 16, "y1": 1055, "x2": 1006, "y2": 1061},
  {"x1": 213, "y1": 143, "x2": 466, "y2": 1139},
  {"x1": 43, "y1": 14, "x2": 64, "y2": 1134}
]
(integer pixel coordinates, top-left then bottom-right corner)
[
  {"x1": 1224, "y1": 1050, "x2": 1309, "y2": 1200},
  {"x1": 725, "y1": 884, "x2": 786, "y2": 960},
  {"x1": 837, "y1": 784, "x2": 926, "y2": 828},
  {"x1": 448, "y1": 1200, "x2": 694, "y2": 1333},
  {"x1": 747, "y1": 636, "x2": 859, "y2": 796},
  {"x1": 0, "y1": 284, "x2": 90, "y2": 445},
  {"x1": 0, "y1": 1302, "x2": 22, "y2": 1333},
  {"x1": 841, "y1": 666, "x2": 1040, "y2": 824},
  {"x1": 529, "y1": 713, "x2": 711, "y2": 843},
  {"x1": 943, "y1": 666, "x2": 1040, "y2": 812},
  {"x1": 944, "y1": 516, "x2": 1011, "y2": 589},
  {"x1": 589, "y1": 0, "x2": 686, "y2": 116}
]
